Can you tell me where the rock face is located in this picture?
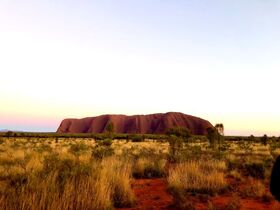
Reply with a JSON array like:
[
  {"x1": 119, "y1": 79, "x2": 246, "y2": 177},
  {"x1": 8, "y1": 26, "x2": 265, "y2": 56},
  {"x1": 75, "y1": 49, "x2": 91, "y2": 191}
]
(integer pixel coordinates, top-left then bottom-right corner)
[{"x1": 57, "y1": 112, "x2": 213, "y2": 135}]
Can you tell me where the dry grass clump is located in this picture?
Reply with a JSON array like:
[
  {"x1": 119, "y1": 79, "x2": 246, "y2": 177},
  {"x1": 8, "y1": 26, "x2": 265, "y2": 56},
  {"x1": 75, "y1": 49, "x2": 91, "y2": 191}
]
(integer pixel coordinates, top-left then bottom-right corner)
[
  {"x1": 228, "y1": 169, "x2": 243, "y2": 181},
  {"x1": 241, "y1": 178, "x2": 266, "y2": 198},
  {"x1": 99, "y1": 158, "x2": 135, "y2": 207},
  {"x1": 132, "y1": 157, "x2": 167, "y2": 178},
  {"x1": 168, "y1": 160, "x2": 227, "y2": 195},
  {"x1": 0, "y1": 152, "x2": 135, "y2": 209},
  {"x1": 271, "y1": 148, "x2": 280, "y2": 158}
]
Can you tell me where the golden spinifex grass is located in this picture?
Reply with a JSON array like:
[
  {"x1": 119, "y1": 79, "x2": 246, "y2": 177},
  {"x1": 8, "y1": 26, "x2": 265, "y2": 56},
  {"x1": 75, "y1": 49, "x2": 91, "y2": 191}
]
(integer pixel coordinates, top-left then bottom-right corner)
[
  {"x1": 99, "y1": 158, "x2": 135, "y2": 207},
  {"x1": 168, "y1": 160, "x2": 227, "y2": 194},
  {"x1": 132, "y1": 157, "x2": 167, "y2": 178},
  {"x1": 241, "y1": 177, "x2": 266, "y2": 198},
  {"x1": 0, "y1": 152, "x2": 135, "y2": 210}
]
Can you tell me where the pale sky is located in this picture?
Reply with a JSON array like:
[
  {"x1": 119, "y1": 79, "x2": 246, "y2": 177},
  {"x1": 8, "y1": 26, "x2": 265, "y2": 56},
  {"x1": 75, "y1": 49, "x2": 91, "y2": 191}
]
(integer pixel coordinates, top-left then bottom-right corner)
[{"x1": 0, "y1": 0, "x2": 280, "y2": 136}]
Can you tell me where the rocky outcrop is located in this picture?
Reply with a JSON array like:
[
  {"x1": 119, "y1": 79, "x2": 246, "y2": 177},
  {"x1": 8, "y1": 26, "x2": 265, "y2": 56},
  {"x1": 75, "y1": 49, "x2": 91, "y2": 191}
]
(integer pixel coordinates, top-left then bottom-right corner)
[{"x1": 57, "y1": 112, "x2": 213, "y2": 135}]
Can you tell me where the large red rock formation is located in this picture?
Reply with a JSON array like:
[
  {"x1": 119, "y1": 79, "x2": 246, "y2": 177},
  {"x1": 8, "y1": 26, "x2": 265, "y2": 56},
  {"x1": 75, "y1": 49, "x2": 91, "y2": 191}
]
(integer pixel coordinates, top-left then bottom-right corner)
[{"x1": 57, "y1": 112, "x2": 213, "y2": 135}]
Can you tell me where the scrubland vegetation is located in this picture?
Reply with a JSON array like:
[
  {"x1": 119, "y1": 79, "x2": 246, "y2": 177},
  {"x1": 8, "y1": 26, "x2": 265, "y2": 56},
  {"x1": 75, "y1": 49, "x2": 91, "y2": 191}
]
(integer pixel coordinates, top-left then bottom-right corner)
[{"x1": 0, "y1": 130, "x2": 280, "y2": 209}]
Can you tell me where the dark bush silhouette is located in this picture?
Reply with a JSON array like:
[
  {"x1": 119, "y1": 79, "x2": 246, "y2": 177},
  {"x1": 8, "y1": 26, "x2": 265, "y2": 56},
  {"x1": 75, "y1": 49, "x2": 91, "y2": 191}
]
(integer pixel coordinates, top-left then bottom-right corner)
[
  {"x1": 166, "y1": 127, "x2": 191, "y2": 141},
  {"x1": 261, "y1": 134, "x2": 268, "y2": 146},
  {"x1": 243, "y1": 163, "x2": 265, "y2": 179},
  {"x1": 270, "y1": 155, "x2": 280, "y2": 201}
]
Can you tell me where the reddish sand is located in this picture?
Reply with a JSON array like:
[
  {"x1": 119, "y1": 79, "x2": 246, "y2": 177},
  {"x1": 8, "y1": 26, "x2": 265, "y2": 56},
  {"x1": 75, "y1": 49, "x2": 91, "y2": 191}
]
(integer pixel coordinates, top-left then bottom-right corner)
[
  {"x1": 57, "y1": 112, "x2": 213, "y2": 135},
  {"x1": 117, "y1": 178, "x2": 173, "y2": 210},
  {"x1": 117, "y1": 177, "x2": 280, "y2": 210},
  {"x1": 185, "y1": 177, "x2": 280, "y2": 210}
]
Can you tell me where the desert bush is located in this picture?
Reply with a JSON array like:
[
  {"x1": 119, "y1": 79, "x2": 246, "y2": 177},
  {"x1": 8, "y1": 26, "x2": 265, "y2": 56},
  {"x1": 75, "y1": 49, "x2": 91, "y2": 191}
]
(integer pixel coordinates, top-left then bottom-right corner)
[
  {"x1": 166, "y1": 127, "x2": 193, "y2": 162},
  {"x1": 242, "y1": 162, "x2": 265, "y2": 179},
  {"x1": 34, "y1": 143, "x2": 53, "y2": 153},
  {"x1": 92, "y1": 139, "x2": 114, "y2": 159},
  {"x1": 261, "y1": 134, "x2": 268, "y2": 146},
  {"x1": 228, "y1": 170, "x2": 242, "y2": 181},
  {"x1": 166, "y1": 127, "x2": 191, "y2": 141},
  {"x1": 168, "y1": 160, "x2": 227, "y2": 195},
  {"x1": 92, "y1": 146, "x2": 114, "y2": 159},
  {"x1": 211, "y1": 149, "x2": 228, "y2": 160},
  {"x1": 98, "y1": 138, "x2": 113, "y2": 146},
  {"x1": 8, "y1": 172, "x2": 28, "y2": 190},
  {"x1": 129, "y1": 134, "x2": 144, "y2": 142},
  {"x1": 168, "y1": 135, "x2": 184, "y2": 162},
  {"x1": 207, "y1": 127, "x2": 222, "y2": 149},
  {"x1": 42, "y1": 152, "x2": 60, "y2": 174},
  {"x1": 132, "y1": 157, "x2": 166, "y2": 178},
  {"x1": 169, "y1": 186, "x2": 196, "y2": 210},
  {"x1": 227, "y1": 156, "x2": 241, "y2": 171},
  {"x1": 69, "y1": 142, "x2": 89, "y2": 157},
  {"x1": 237, "y1": 141, "x2": 252, "y2": 156}
]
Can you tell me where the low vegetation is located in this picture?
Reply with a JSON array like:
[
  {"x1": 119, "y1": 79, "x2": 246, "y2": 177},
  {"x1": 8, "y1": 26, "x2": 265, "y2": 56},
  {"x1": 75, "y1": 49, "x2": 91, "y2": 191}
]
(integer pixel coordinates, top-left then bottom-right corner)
[
  {"x1": 0, "y1": 130, "x2": 279, "y2": 209},
  {"x1": 0, "y1": 152, "x2": 135, "y2": 209}
]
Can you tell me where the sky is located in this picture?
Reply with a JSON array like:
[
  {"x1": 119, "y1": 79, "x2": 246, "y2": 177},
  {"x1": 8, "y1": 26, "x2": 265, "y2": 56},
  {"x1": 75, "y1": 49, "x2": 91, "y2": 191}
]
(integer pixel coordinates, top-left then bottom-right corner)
[{"x1": 0, "y1": 0, "x2": 280, "y2": 136}]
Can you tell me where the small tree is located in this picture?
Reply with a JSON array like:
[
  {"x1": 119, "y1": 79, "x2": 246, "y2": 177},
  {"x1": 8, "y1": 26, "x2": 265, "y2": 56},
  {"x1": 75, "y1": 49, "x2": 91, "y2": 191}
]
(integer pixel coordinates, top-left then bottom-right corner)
[
  {"x1": 249, "y1": 135, "x2": 255, "y2": 142},
  {"x1": 215, "y1": 123, "x2": 224, "y2": 136},
  {"x1": 261, "y1": 134, "x2": 268, "y2": 146},
  {"x1": 207, "y1": 127, "x2": 217, "y2": 149},
  {"x1": 207, "y1": 127, "x2": 223, "y2": 149},
  {"x1": 105, "y1": 121, "x2": 114, "y2": 138},
  {"x1": 92, "y1": 139, "x2": 114, "y2": 160},
  {"x1": 6, "y1": 131, "x2": 13, "y2": 138},
  {"x1": 166, "y1": 127, "x2": 191, "y2": 162},
  {"x1": 166, "y1": 127, "x2": 191, "y2": 142}
]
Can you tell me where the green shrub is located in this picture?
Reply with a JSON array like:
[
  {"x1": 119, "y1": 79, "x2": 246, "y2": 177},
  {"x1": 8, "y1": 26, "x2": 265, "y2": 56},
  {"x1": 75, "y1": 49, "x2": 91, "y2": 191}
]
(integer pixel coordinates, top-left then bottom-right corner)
[
  {"x1": 207, "y1": 127, "x2": 223, "y2": 150},
  {"x1": 129, "y1": 134, "x2": 144, "y2": 142},
  {"x1": 98, "y1": 138, "x2": 113, "y2": 146},
  {"x1": 34, "y1": 143, "x2": 53, "y2": 153},
  {"x1": 92, "y1": 139, "x2": 114, "y2": 160},
  {"x1": 69, "y1": 142, "x2": 89, "y2": 157},
  {"x1": 42, "y1": 155, "x2": 92, "y2": 191},
  {"x1": 166, "y1": 127, "x2": 191, "y2": 141},
  {"x1": 92, "y1": 146, "x2": 114, "y2": 159},
  {"x1": 168, "y1": 135, "x2": 184, "y2": 163}
]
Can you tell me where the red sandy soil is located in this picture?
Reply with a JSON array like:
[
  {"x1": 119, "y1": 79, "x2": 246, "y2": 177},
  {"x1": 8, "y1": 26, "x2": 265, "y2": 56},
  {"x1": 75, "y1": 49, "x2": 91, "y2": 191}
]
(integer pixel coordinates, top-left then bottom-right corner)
[
  {"x1": 117, "y1": 178, "x2": 173, "y2": 210},
  {"x1": 118, "y1": 178, "x2": 280, "y2": 210},
  {"x1": 193, "y1": 193, "x2": 280, "y2": 210}
]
